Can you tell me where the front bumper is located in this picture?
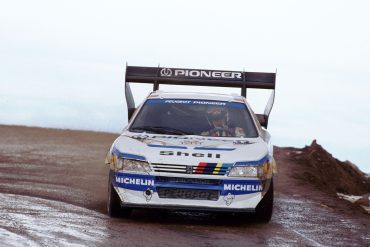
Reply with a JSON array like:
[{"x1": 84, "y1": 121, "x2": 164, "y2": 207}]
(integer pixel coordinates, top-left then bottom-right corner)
[{"x1": 110, "y1": 171, "x2": 270, "y2": 211}]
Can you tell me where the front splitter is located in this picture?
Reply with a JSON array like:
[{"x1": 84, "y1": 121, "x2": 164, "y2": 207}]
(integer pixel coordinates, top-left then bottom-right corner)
[{"x1": 120, "y1": 202, "x2": 256, "y2": 213}]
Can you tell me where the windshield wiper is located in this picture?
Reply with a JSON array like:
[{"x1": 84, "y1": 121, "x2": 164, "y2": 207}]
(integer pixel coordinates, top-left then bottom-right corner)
[{"x1": 130, "y1": 126, "x2": 193, "y2": 135}]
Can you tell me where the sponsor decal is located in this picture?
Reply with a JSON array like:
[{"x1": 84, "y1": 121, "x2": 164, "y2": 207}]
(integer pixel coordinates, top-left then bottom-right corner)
[
  {"x1": 115, "y1": 176, "x2": 155, "y2": 186},
  {"x1": 160, "y1": 68, "x2": 172, "y2": 77},
  {"x1": 160, "y1": 150, "x2": 221, "y2": 159},
  {"x1": 159, "y1": 68, "x2": 242, "y2": 80},
  {"x1": 130, "y1": 133, "x2": 243, "y2": 143},
  {"x1": 146, "y1": 99, "x2": 244, "y2": 108},
  {"x1": 163, "y1": 100, "x2": 191, "y2": 104},
  {"x1": 221, "y1": 180, "x2": 263, "y2": 195},
  {"x1": 233, "y1": 140, "x2": 252, "y2": 145},
  {"x1": 114, "y1": 173, "x2": 156, "y2": 192},
  {"x1": 180, "y1": 140, "x2": 203, "y2": 146},
  {"x1": 223, "y1": 193, "x2": 235, "y2": 206},
  {"x1": 223, "y1": 183, "x2": 262, "y2": 192},
  {"x1": 164, "y1": 100, "x2": 226, "y2": 106}
]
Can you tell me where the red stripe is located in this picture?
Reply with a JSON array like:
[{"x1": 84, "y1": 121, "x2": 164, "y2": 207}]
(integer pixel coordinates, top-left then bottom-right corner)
[{"x1": 195, "y1": 162, "x2": 207, "y2": 174}]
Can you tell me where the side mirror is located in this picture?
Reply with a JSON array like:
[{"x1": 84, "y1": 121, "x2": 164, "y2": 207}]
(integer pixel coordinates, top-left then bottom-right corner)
[
  {"x1": 256, "y1": 114, "x2": 269, "y2": 128},
  {"x1": 128, "y1": 108, "x2": 136, "y2": 121}
]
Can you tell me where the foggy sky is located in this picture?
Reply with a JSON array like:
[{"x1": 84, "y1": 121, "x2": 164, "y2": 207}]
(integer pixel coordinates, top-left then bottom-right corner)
[{"x1": 1, "y1": 0, "x2": 369, "y2": 172}]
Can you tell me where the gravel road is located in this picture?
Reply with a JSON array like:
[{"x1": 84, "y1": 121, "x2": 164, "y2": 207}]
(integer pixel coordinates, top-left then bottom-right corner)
[{"x1": 0, "y1": 125, "x2": 369, "y2": 246}]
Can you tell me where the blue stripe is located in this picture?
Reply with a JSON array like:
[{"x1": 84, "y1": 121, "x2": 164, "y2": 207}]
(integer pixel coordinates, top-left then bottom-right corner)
[
  {"x1": 112, "y1": 147, "x2": 146, "y2": 161},
  {"x1": 234, "y1": 156, "x2": 268, "y2": 166},
  {"x1": 113, "y1": 172, "x2": 263, "y2": 195},
  {"x1": 194, "y1": 147, "x2": 235, "y2": 151},
  {"x1": 155, "y1": 182, "x2": 221, "y2": 191},
  {"x1": 148, "y1": 144, "x2": 187, "y2": 149},
  {"x1": 222, "y1": 163, "x2": 234, "y2": 168}
]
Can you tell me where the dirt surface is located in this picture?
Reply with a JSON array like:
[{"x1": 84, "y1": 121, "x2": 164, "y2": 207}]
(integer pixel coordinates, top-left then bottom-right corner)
[{"x1": 0, "y1": 125, "x2": 369, "y2": 246}]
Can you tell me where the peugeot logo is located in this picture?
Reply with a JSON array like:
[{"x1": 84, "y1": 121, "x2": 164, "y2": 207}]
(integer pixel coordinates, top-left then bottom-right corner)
[
  {"x1": 160, "y1": 68, "x2": 172, "y2": 77},
  {"x1": 186, "y1": 165, "x2": 193, "y2": 174}
]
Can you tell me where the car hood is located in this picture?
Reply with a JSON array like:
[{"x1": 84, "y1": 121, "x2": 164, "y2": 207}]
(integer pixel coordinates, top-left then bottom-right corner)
[{"x1": 112, "y1": 132, "x2": 269, "y2": 164}]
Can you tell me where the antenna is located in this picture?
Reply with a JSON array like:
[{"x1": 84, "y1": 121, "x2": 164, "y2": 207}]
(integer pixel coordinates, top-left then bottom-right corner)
[
  {"x1": 241, "y1": 67, "x2": 247, "y2": 98},
  {"x1": 154, "y1": 64, "x2": 160, "y2": 91}
]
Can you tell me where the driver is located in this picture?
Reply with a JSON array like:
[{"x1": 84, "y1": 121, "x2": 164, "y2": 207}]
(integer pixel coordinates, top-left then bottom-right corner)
[{"x1": 202, "y1": 107, "x2": 245, "y2": 137}]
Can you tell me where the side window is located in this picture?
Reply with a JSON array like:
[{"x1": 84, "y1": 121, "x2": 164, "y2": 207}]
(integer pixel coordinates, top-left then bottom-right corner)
[{"x1": 248, "y1": 108, "x2": 262, "y2": 136}]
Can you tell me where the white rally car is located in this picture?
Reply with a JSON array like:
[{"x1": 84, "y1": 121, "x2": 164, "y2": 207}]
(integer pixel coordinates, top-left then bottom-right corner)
[{"x1": 105, "y1": 66, "x2": 277, "y2": 222}]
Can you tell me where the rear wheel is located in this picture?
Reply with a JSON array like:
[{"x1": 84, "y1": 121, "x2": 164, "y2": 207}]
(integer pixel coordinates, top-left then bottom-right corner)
[{"x1": 255, "y1": 179, "x2": 274, "y2": 222}]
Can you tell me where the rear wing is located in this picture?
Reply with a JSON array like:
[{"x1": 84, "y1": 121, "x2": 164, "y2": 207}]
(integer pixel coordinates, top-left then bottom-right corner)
[{"x1": 125, "y1": 65, "x2": 276, "y2": 128}]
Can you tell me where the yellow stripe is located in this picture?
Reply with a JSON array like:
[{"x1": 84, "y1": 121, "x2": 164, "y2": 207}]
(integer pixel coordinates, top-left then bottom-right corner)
[{"x1": 213, "y1": 163, "x2": 223, "y2": 174}]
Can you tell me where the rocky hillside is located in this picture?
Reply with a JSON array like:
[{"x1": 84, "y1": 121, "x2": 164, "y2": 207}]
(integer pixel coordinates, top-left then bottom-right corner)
[{"x1": 275, "y1": 140, "x2": 370, "y2": 213}]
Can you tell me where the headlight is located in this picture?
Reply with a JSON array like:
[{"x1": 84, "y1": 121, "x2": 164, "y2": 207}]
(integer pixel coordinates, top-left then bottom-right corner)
[
  {"x1": 228, "y1": 166, "x2": 263, "y2": 177},
  {"x1": 112, "y1": 155, "x2": 151, "y2": 173},
  {"x1": 122, "y1": 159, "x2": 151, "y2": 173},
  {"x1": 228, "y1": 161, "x2": 272, "y2": 178}
]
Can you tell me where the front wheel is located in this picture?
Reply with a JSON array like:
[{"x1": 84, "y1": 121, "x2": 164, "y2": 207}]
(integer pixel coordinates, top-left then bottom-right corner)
[
  {"x1": 107, "y1": 175, "x2": 131, "y2": 218},
  {"x1": 255, "y1": 179, "x2": 274, "y2": 222},
  {"x1": 107, "y1": 179, "x2": 121, "y2": 217}
]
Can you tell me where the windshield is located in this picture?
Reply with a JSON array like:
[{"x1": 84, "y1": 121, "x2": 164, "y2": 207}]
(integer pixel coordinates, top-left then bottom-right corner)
[{"x1": 129, "y1": 99, "x2": 258, "y2": 138}]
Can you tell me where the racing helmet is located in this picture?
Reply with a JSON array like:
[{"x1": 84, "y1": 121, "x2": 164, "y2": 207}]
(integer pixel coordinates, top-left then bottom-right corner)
[{"x1": 206, "y1": 107, "x2": 227, "y2": 122}]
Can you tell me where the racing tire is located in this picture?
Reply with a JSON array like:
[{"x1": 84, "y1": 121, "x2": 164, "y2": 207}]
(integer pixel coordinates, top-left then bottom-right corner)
[
  {"x1": 255, "y1": 178, "x2": 274, "y2": 223},
  {"x1": 107, "y1": 176, "x2": 131, "y2": 218}
]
